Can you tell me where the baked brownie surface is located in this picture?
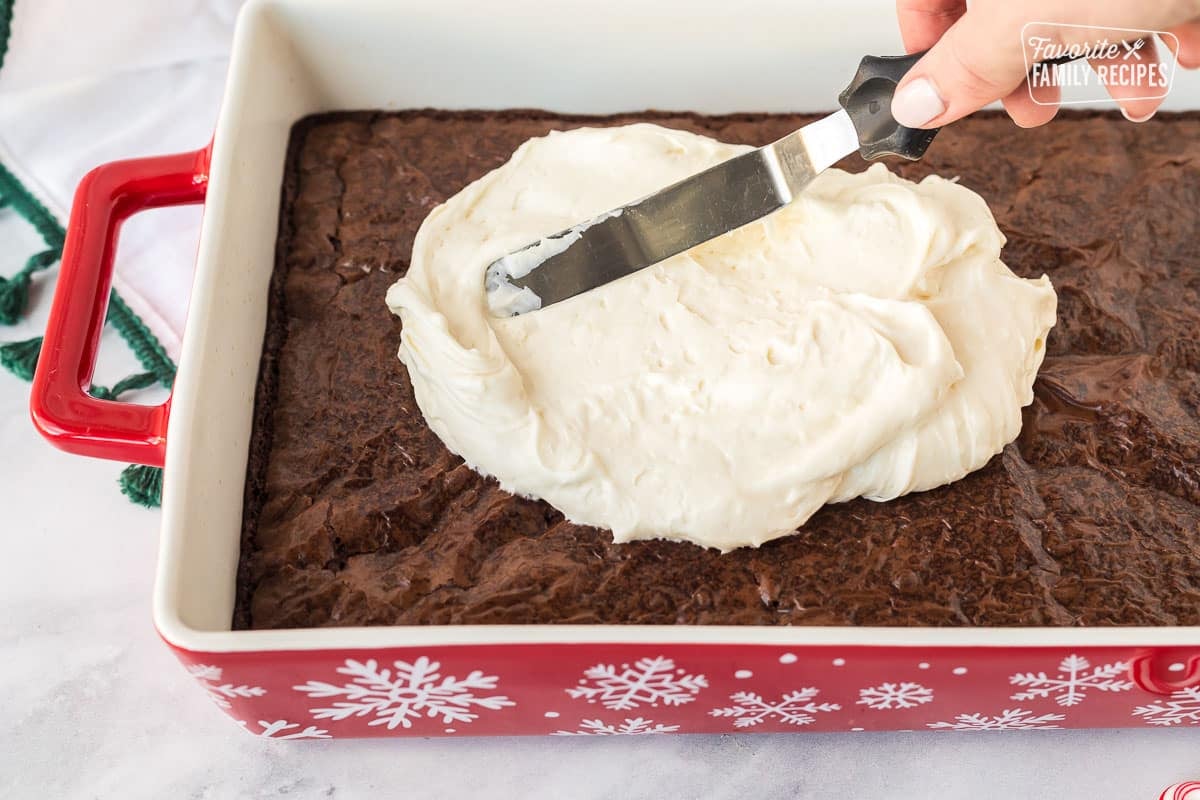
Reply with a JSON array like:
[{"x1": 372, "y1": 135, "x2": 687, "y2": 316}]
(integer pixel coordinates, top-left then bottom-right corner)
[{"x1": 235, "y1": 109, "x2": 1200, "y2": 630}]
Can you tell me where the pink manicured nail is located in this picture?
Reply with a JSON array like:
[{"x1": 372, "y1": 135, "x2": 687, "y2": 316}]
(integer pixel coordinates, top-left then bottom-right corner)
[
  {"x1": 1121, "y1": 107, "x2": 1156, "y2": 123},
  {"x1": 891, "y1": 78, "x2": 946, "y2": 128}
]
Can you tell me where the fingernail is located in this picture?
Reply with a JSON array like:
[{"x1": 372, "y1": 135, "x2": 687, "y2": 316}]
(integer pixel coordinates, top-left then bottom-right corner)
[
  {"x1": 1121, "y1": 108, "x2": 1156, "y2": 123},
  {"x1": 891, "y1": 78, "x2": 946, "y2": 128}
]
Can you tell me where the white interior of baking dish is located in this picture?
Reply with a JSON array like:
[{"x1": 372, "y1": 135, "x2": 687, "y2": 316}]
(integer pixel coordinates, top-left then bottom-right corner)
[{"x1": 155, "y1": 0, "x2": 1200, "y2": 652}]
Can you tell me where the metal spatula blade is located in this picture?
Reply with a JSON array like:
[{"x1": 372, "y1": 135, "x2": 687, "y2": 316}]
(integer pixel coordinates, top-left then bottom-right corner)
[{"x1": 485, "y1": 53, "x2": 941, "y2": 317}]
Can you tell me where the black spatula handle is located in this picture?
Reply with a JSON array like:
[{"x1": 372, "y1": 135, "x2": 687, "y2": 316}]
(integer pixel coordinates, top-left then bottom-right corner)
[
  {"x1": 837, "y1": 51, "x2": 938, "y2": 162},
  {"x1": 838, "y1": 49, "x2": 1091, "y2": 161}
]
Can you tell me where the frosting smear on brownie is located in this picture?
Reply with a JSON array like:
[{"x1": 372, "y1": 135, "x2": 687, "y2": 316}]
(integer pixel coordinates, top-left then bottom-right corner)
[{"x1": 386, "y1": 124, "x2": 1056, "y2": 551}]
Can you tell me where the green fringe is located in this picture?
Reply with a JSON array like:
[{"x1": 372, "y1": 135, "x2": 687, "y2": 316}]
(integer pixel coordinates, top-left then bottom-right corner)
[
  {"x1": 89, "y1": 370, "x2": 157, "y2": 401},
  {"x1": 0, "y1": 0, "x2": 12, "y2": 74},
  {"x1": 106, "y1": 292, "x2": 176, "y2": 387},
  {"x1": 0, "y1": 332, "x2": 162, "y2": 507},
  {"x1": 0, "y1": 39, "x2": 174, "y2": 510},
  {"x1": 0, "y1": 272, "x2": 29, "y2": 324},
  {"x1": 0, "y1": 335, "x2": 40, "y2": 380},
  {"x1": 119, "y1": 463, "x2": 163, "y2": 508},
  {"x1": 0, "y1": 248, "x2": 59, "y2": 324},
  {"x1": 0, "y1": 149, "x2": 174, "y2": 386},
  {"x1": 0, "y1": 336, "x2": 161, "y2": 401},
  {"x1": 0, "y1": 163, "x2": 65, "y2": 252}
]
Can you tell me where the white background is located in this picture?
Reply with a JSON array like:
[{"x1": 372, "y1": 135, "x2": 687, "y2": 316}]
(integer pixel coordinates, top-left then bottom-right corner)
[{"x1": 2, "y1": 2, "x2": 1200, "y2": 797}]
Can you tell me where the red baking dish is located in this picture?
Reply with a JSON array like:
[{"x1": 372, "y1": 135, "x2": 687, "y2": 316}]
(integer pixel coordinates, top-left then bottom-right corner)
[{"x1": 29, "y1": 0, "x2": 1200, "y2": 738}]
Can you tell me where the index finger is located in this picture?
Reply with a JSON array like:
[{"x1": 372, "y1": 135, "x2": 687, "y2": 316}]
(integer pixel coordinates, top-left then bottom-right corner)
[{"x1": 896, "y1": 0, "x2": 967, "y2": 52}]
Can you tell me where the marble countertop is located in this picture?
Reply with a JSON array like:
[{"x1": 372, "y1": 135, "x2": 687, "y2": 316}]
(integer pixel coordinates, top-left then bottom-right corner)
[{"x1": 2, "y1": 160, "x2": 1199, "y2": 800}]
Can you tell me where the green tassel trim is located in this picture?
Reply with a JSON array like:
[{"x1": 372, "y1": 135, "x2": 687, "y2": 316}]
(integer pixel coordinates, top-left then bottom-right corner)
[
  {"x1": 24, "y1": 247, "x2": 60, "y2": 272},
  {"x1": 119, "y1": 463, "x2": 163, "y2": 508},
  {"x1": 0, "y1": 248, "x2": 59, "y2": 325},
  {"x1": 0, "y1": 335, "x2": 41, "y2": 380},
  {"x1": 0, "y1": 163, "x2": 66, "y2": 252},
  {"x1": 106, "y1": 292, "x2": 176, "y2": 387},
  {"x1": 0, "y1": 271, "x2": 29, "y2": 325},
  {"x1": 89, "y1": 370, "x2": 157, "y2": 401},
  {"x1": 0, "y1": 0, "x2": 12, "y2": 75},
  {"x1": 0, "y1": 161, "x2": 173, "y2": 382},
  {"x1": 0, "y1": 112, "x2": 175, "y2": 511}
]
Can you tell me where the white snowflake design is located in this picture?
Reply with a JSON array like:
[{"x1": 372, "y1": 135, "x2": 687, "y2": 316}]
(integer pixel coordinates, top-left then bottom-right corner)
[
  {"x1": 1132, "y1": 687, "x2": 1200, "y2": 727},
  {"x1": 293, "y1": 657, "x2": 514, "y2": 730},
  {"x1": 551, "y1": 717, "x2": 681, "y2": 736},
  {"x1": 709, "y1": 689, "x2": 841, "y2": 728},
  {"x1": 927, "y1": 708, "x2": 1066, "y2": 731},
  {"x1": 566, "y1": 656, "x2": 708, "y2": 711},
  {"x1": 1008, "y1": 654, "x2": 1133, "y2": 707},
  {"x1": 187, "y1": 664, "x2": 266, "y2": 709},
  {"x1": 857, "y1": 682, "x2": 934, "y2": 710},
  {"x1": 239, "y1": 719, "x2": 332, "y2": 739}
]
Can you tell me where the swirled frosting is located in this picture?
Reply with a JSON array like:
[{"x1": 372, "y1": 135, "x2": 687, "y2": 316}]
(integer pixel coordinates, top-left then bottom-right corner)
[{"x1": 385, "y1": 123, "x2": 1056, "y2": 551}]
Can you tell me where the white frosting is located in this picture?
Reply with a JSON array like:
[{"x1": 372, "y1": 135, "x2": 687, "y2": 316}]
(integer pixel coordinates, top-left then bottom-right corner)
[{"x1": 386, "y1": 123, "x2": 1057, "y2": 551}]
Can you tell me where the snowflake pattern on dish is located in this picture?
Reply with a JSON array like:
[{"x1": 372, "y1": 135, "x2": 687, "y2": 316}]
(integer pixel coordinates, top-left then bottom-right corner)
[
  {"x1": 187, "y1": 664, "x2": 266, "y2": 709},
  {"x1": 1008, "y1": 654, "x2": 1133, "y2": 707},
  {"x1": 709, "y1": 689, "x2": 841, "y2": 728},
  {"x1": 566, "y1": 657, "x2": 707, "y2": 711},
  {"x1": 239, "y1": 719, "x2": 332, "y2": 739},
  {"x1": 551, "y1": 717, "x2": 681, "y2": 736},
  {"x1": 1159, "y1": 781, "x2": 1200, "y2": 800},
  {"x1": 857, "y1": 682, "x2": 934, "y2": 710},
  {"x1": 927, "y1": 708, "x2": 1065, "y2": 731},
  {"x1": 1132, "y1": 687, "x2": 1200, "y2": 726},
  {"x1": 293, "y1": 657, "x2": 515, "y2": 730}
]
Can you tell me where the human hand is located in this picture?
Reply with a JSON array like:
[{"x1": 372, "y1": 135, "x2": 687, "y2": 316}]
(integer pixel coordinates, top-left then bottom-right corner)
[{"x1": 890, "y1": 0, "x2": 1200, "y2": 128}]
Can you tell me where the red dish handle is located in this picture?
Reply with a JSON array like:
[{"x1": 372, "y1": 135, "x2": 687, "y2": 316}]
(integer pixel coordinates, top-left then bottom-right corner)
[{"x1": 31, "y1": 148, "x2": 209, "y2": 468}]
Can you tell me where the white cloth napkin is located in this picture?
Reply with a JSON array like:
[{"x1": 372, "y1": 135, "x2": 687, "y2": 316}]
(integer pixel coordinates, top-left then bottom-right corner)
[{"x1": 0, "y1": 0, "x2": 246, "y2": 359}]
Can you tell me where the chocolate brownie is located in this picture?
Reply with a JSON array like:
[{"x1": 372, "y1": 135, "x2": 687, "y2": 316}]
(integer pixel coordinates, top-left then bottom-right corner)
[{"x1": 234, "y1": 109, "x2": 1200, "y2": 629}]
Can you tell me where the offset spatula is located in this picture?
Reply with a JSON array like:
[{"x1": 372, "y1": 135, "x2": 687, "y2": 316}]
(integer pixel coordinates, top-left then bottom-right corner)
[{"x1": 484, "y1": 53, "x2": 940, "y2": 317}]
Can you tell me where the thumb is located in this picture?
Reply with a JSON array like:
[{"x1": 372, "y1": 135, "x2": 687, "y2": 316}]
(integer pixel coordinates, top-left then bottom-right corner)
[{"x1": 891, "y1": 11, "x2": 1033, "y2": 128}]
